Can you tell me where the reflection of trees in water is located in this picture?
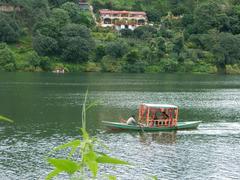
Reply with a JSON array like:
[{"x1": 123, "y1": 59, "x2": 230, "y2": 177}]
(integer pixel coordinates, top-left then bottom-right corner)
[{"x1": 139, "y1": 132, "x2": 177, "y2": 144}]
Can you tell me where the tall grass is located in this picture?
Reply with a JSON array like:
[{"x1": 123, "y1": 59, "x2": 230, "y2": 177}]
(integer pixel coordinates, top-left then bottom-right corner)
[{"x1": 46, "y1": 91, "x2": 129, "y2": 180}]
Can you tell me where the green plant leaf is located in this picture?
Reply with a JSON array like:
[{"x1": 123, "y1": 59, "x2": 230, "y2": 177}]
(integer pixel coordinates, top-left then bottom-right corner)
[
  {"x1": 84, "y1": 151, "x2": 98, "y2": 177},
  {"x1": 54, "y1": 140, "x2": 81, "y2": 151},
  {"x1": 108, "y1": 175, "x2": 117, "y2": 180},
  {"x1": 97, "y1": 155, "x2": 129, "y2": 165},
  {"x1": 151, "y1": 175, "x2": 158, "y2": 180},
  {"x1": 0, "y1": 115, "x2": 13, "y2": 123},
  {"x1": 45, "y1": 168, "x2": 62, "y2": 180},
  {"x1": 47, "y1": 158, "x2": 79, "y2": 174},
  {"x1": 86, "y1": 100, "x2": 100, "y2": 111}
]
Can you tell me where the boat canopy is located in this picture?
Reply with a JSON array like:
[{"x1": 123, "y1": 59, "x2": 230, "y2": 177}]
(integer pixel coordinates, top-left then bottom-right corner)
[
  {"x1": 138, "y1": 103, "x2": 179, "y2": 127},
  {"x1": 141, "y1": 103, "x2": 178, "y2": 109}
]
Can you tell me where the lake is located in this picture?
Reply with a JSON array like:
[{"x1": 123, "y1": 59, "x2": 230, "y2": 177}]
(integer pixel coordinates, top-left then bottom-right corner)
[{"x1": 0, "y1": 72, "x2": 240, "y2": 179}]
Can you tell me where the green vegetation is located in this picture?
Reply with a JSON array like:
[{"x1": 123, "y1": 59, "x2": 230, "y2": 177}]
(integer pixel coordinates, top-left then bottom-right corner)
[
  {"x1": 1, "y1": 0, "x2": 240, "y2": 74},
  {"x1": 46, "y1": 91, "x2": 129, "y2": 179},
  {"x1": 0, "y1": 115, "x2": 13, "y2": 123}
]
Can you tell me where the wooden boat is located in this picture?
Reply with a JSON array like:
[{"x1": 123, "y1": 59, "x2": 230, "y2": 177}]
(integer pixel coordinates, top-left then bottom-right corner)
[{"x1": 103, "y1": 103, "x2": 201, "y2": 132}]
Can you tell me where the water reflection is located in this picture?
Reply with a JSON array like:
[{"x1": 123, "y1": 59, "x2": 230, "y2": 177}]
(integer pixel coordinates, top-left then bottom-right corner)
[{"x1": 138, "y1": 132, "x2": 177, "y2": 145}]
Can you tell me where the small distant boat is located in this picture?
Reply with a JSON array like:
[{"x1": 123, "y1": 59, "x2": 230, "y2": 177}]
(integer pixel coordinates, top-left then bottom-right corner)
[
  {"x1": 103, "y1": 103, "x2": 201, "y2": 132},
  {"x1": 52, "y1": 68, "x2": 65, "y2": 74}
]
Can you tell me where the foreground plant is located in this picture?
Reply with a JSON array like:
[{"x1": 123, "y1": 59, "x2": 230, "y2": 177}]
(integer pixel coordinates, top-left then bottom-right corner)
[
  {"x1": 46, "y1": 91, "x2": 129, "y2": 180},
  {"x1": 0, "y1": 115, "x2": 13, "y2": 123}
]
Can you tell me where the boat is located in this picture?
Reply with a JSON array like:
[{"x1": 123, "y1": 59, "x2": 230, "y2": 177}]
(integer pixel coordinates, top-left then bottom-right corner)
[{"x1": 103, "y1": 103, "x2": 201, "y2": 132}]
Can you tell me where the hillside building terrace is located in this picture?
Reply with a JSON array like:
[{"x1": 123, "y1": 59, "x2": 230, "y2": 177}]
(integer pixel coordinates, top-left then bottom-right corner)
[
  {"x1": 99, "y1": 9, "x2": 148, "y2": 30},
  {"x1": 0, "y1": 3, "x2": 21, "y2": 12}
]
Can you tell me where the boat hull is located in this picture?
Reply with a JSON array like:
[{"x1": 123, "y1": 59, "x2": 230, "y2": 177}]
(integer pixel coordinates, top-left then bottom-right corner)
[{"x1": 102, "y1": 121, "x2": 201, "y2": 132}]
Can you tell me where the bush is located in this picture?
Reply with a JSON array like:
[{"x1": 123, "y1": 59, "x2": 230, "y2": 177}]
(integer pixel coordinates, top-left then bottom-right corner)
[
  {"x1": 226, "y1": 64, "x2": 240, "y2": 74},
  {"x1": 84, "y1": 61, "x2": 101, "y2": 72},
  {"x1": 145, "y1": 65, "x2": 162, "y2": 73},
  {"x1": 26, "y1": 51, "x2": 41, "y2": 69},
  {"x1": 0, "y1": 44, "x2": 16, "y2": 71},
  {"x1": 40, "y1": 57, "x2": 52, "y2": 71},
  {"x1": 120, "y1": 29, "x2": 134, "y2": 38},
  {"x1": 192, "y1": 61, "x2": 217, "y2": 73},
  {"x1": 95, "y1": 44, "x2": 106, "y2": 61},
  {"x1": 101, "y1": 56, "x2": 122, "y2": 72},
  {"x1": 122, "y1": 61, "x2": 146, "y2": 73},
  {"x1": 159, "y1": 58, "x2": 178, "y2": 72}
]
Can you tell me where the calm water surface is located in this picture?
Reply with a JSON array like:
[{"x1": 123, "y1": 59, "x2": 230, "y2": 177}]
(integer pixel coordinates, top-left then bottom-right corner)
[{"x1": 0, "y1": 72, "x2": 240, "y2": 179}]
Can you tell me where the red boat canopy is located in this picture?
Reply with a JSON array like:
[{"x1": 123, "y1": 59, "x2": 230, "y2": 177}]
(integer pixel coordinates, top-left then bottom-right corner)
[{"x1": 138, "y1": 103, "x2": 179, "y2": 127}]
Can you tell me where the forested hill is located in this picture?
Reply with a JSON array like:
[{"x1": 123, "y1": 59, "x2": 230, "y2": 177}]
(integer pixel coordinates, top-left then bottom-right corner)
[{"x1": 1, "y1": 0, "x2": 240, "y2": 74}]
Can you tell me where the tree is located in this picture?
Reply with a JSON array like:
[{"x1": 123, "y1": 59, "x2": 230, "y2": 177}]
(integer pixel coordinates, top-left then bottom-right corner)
[
  {"x1": 61, "y1": 2, "x2": 94, "y2": 27},
  {"x1": 146, "y1": 9, "x2": 162, "y2": 22},
  {"x1": 193, "y1": 1, "x2": 230, "y2": 33},
  {"x1": 51, "y1": 8, "x2": 71, "y2": 26},
  {"x1": 26, "y1": 51, "x2": 41, "y2": 69},
  {"x1": 33, "y1": 33, "x2": 59, "y2": 56},
  {"x1": 95, "y1": 44, "x2": 106, "y2": 61},
  {"x1": 181, "y1": 13, "x2": 194, "y2": 27},
  {"x1": 0, "y1": 43, "x2": 16, "y2": 71},
  {"x1": 33, "y1": 7, "x2": 71, "y2": 37},
  {"x1": 125, "y1": 49, "x2": 139, "y2": 64},
  {"x1": 60, "y1": 24, "x2": 95, "y2": 62},
  {"x1": 211, "y1": 33, "x2": 240, "y2": 73},
  {"x1": 173, "y1": 36, "x2": 184, "y2": 56},
  {"x1": 155, "y1": 37, "x2": 166, "y2": 58},
  {"x1": 120, "y1": 29, "x2": 134, "y2": 38},
  {"x1": 33, "y1": 8, "x2": 70, "y2": 56},
  {"x1": 0, "y1": 13, "x2": 21, "y2": 43},
  {"x1": 133, "y1": 25, "x2": 157, "y2": 39},
  {"x1": 48, "y1": 0, "x2": 78, "y2": 7},
  {"x1": 105, "y1": 41, "x2": 128, "y2": 59}
]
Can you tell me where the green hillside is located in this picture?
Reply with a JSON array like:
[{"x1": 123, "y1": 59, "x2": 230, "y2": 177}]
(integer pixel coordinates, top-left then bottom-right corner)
[{"x1": 0, "y1": 0, "x2": 240, "y2": 73}]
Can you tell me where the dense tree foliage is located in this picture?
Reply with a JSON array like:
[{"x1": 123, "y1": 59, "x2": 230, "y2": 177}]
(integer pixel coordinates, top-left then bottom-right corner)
[
  {"x1": 0, "y1": 13, "x2": 21, "y2": 43},
  {"x1": 0, "y1": 0, "x2": 240, "y2": 74},
  {"x1": 60, "y1": 24, "x2": 95, "y2": 62}
]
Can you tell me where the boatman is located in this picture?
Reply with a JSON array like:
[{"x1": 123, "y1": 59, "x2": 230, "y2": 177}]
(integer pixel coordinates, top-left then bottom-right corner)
[{"x1": 126, "y1": 115, "x2": 137, "y2": 125}]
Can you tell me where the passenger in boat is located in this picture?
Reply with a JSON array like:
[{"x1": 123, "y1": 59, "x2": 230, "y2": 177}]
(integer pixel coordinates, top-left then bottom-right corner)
[
  {"x1": 154, "y1": 114, "x2": 159, "y2": 127},
  {"x1": 126, "y1": 115, "x2": 137, "y2": 125},
  {"x1": 161, "y1": 111, "x2": 169, "y2": 119},
  {"x1": 161, "y1": 111, "x2": 169, "y2": 126}
]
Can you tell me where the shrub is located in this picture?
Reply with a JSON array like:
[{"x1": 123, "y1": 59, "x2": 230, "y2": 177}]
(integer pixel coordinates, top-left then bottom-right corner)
[
  {"x1": 122, "y1": 61, "x2": 146, "y2": 73},
  {"x1": 101, "y1": 56, "x2": 122, "y2": 72},
  {"x1": 84, "y1": 61, "x2": 101, "y2": 72},
  {"x1": 40, "y1": 57, "x2": 52, "y2": 71},
  {"x1": 0, "y1": 43, "x2": 16, "y2": 71},
  {"x1": 145, "y1": 65, "x2": 162, "y2": 73},
  {"x1": 159, "y1": 58, "x2": 178, "y2": 72}
]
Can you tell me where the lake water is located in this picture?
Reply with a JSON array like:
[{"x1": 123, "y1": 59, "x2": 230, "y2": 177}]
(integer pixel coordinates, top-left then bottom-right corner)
[{"x1": 0, "y1": 72, "x2": 240, "y2": 179}]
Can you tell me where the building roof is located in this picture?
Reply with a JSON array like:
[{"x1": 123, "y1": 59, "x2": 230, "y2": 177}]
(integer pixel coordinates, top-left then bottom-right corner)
[
  {"x1": 99, "y1": 9, "x2": 146, "y2": 15},
  {"x1": 141, "y1": 103, "x2": 178, "y2": 109}
]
